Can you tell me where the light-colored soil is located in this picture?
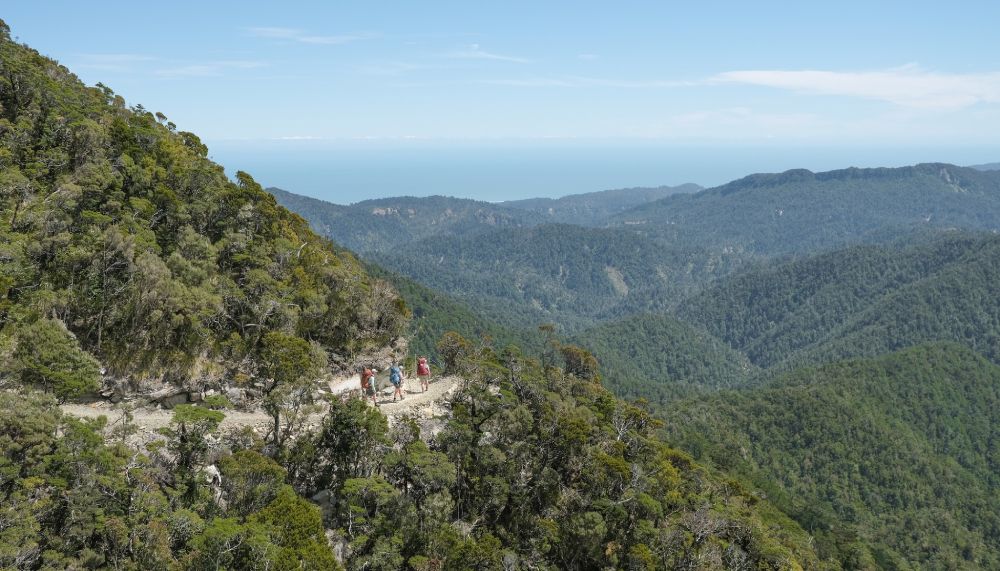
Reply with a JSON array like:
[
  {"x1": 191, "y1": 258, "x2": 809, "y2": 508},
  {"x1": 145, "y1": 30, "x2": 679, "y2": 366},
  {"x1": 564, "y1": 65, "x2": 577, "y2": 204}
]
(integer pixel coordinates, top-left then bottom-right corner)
[{"x1": 60, "y1": 375, "x2": 461, "y2": 433}]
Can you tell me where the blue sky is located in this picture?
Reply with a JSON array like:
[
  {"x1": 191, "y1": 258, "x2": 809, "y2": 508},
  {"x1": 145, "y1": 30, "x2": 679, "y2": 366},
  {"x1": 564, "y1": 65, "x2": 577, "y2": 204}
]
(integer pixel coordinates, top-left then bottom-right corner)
[{"x1": 5, "y1": 2, "x2": 1000, "y2": 200}]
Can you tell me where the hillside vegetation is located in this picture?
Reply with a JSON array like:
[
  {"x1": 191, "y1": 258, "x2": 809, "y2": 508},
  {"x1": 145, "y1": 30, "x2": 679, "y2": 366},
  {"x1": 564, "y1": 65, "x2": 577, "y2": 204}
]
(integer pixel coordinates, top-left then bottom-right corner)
[
  {"x1": 1, "y1": 338, "x2": 833, "y2": 570},
  {"x1": 365, "y1": 263, "x2": 545, "y2": 360},
  {"x1": 269, "y1": 184, "x2": 697, "y2": 256},
  {"x1": 677, "y1": 232, "x2": 1000, "y2": 369},
  {"x1": 572, "y1": 314, "x2": 756, "y2": 403},
  {"x1": 614, "y1": 164, "x2": 1000, "y2": 255},
  {"x1": 269, "y1": 188, "x2": 541, "y2": 255},
  {"x1": 663, "y1": 344, "x2": 1000, "y2": 570},
  {"x1": 0, "y1": 23, "x2": 406, "y2": 399},
  {"x1": 372, "y1": 223, "x2": 741, "y2": 330},
  {"x1": 0, "y1": 21, "x2": 834, "y2": 570}
]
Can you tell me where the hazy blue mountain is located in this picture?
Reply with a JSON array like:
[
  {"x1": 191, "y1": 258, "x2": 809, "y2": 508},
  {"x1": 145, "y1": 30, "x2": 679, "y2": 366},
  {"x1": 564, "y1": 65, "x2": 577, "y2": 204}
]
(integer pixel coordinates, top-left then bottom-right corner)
[
  {"x1": 968, "y1": 162, "x2": 1000, "y2": 171},
  {"x1": 268, "y1": 188, "x2": 540, "y2": 254},
  {"x1": 613, "y1": 163, "x2": 1000, "y2": 256},
  {"x1": 502, "y1": 183, "x2": 701, "y2": 225},
  {"x1": 269, "y1": 183, "x2": 703, "y2": 254}
]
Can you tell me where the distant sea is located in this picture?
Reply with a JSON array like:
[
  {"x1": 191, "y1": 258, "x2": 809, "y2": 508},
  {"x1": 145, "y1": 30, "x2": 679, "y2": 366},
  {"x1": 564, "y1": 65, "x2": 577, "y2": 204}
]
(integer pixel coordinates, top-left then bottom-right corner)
[{"x1": 206, "y1": 141, "x2": 1000, "y2": 205}]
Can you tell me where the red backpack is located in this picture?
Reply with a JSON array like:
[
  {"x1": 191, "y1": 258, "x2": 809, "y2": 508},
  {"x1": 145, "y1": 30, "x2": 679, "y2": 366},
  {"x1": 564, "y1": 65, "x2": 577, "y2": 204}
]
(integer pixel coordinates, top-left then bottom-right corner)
[{"x1": 417, "y1": 358, "x2": 430, "y2": 376}]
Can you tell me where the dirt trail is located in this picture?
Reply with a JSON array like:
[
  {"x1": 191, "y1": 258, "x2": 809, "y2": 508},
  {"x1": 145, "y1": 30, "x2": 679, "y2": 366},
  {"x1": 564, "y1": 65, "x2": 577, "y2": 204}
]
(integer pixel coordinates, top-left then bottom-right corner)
[
  {"x1": 377, "y1": 375, "x2": 461, "y2": 417},
  {"x1": 60, "y1": 375, "x2": 461, "y2": 433}
]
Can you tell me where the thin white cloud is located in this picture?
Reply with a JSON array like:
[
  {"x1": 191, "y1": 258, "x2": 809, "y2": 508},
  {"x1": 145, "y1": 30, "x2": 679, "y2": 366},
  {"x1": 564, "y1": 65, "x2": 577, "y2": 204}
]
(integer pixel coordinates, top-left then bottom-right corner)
[
  {"x1": 481, "y1": 76, "x2": 694, "y2": 88},
  {"x1": 155, "y1": 60, "x2": 267, "y2": 78},
  {"x1": 446, "y1": 44, "x2": 529, "y2": 64},
  {"x1": 712, "y1": 65, "x2": 1000, "y2": 109},
  {"x1": 247, "y1": 27, "x2": 374, "y2": 45}
]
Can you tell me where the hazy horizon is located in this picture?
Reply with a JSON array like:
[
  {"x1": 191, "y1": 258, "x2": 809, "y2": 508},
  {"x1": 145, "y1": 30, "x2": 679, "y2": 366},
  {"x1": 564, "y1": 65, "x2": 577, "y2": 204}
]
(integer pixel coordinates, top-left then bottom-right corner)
[
  {"x1": 7, "y1": 2, "x2": 1000, "y2": 203},
  {"x1": 208, "y1": 140, "x2": 1000, "y2": 204}
]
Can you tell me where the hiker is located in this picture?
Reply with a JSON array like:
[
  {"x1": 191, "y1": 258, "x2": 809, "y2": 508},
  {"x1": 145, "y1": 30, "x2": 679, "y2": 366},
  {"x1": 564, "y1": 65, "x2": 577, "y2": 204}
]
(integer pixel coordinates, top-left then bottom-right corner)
[
  {"x1": 416, "y1": 356, "x2": 431, "y2": 392},
  {"x1": 360, "y1": 366, "x2": 378, "y2": 406},
  {"x1": 389, "y1": 362, "x2": 405, "y2": 402}
]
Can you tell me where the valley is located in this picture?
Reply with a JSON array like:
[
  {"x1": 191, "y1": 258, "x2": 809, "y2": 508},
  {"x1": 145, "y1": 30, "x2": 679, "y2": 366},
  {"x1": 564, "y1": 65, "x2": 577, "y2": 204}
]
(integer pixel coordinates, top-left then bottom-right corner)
[
  {"x1": 271, "y1": 161, "x2": 1000, "y2": 570},
  {"x1": 4, "y1": 6, "x2": 1000, "y2": 570}
]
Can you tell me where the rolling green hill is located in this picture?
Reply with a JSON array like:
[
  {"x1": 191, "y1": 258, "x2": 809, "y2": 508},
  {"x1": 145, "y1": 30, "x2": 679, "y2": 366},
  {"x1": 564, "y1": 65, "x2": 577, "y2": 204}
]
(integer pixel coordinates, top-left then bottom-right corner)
[
  {"x1": 676, "y1": 231, "x2": 1000, "y2": 369},
  {"x1": 365, "y1": 263, "x2": 545, "y2": 360},
  {"x1": 663, "y1": 343, "x2": 1000, "y2": 570},
  {"x1": 614, "y1": 164, "x2": 1000, "y2": 256},
  {"x1": 571, "y1": 314, "x2": 756, "y2": 404},
  {"x1": 371, "y1": 223, "x2": 743, "y2": 330},
  {"x1": 969, "y1": 162, "x2": 1000, "y2": 171}
]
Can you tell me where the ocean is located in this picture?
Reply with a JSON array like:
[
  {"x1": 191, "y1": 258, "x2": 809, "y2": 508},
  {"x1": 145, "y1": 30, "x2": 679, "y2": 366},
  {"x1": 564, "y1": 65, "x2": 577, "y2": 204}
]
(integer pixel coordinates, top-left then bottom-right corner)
[{"x1": 205, "y1": 141, "x2": 1000, "y2": 205}]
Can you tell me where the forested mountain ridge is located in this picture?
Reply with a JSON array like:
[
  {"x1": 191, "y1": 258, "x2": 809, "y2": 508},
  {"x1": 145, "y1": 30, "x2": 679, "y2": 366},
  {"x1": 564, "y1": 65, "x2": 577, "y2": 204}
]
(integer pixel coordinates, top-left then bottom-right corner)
[
  {"x1": 663, "y1": 343, "x2": 1000, "y2": 569},
  {"x1": 2, "y1": 343, "x2": 832, "y2": 570},
  {"x1": 676, "y1": 231, "x2": 1000, "y2": 369},
  {"x1": 269, "y1": 187, "x2": 541, "y2": 254},
  {"x1": 0, "y1": 23, "x2": 406, "y2": 399},
  {"x1": 269, "y1": 183, "x2": 700, "y2": 255},
  {"x1": 364, "y1": 262, "x2": 545, "y2": 359},
  {"x1": 371, "y1": 222, "x2": 743, "y2": 330},
  {"x1": 571, "y1": 313, "x2": 756, "y2": 404},
  {"x1": 502, "y1": 182, "x2": 701, "y2": 225},
  {"x1": 0, "y1": 21, "x2": 833, "y2": 570},
  {"x1": 613, "y1": 163, "x2": 1000, "y2": 255}
]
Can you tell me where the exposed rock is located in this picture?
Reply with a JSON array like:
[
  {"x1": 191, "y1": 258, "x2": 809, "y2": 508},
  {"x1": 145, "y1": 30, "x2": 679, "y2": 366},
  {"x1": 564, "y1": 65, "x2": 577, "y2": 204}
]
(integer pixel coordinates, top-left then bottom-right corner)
[
  {"x1": 148, "y1": 386, "x2": 191, "y2": 408},
  {"x1": 224, "y1": 387, "x2": 248, "y2": 407},
  {"x1": 161, "y1": 393, "x2": 189, "y2": 408}
]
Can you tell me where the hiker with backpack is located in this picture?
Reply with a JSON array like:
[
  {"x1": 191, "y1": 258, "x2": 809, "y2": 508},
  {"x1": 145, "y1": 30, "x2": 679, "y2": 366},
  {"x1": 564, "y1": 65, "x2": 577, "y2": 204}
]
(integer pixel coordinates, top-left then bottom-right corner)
[
  {"x1": 389, "y1": 362, "x2": 405, "y2": 402},
  {"x1": 360, "y1": 366, "x2": 378, "y2": 406},
  {"x1": 416, "y1": 356, "x2": 431, "y2": 392}
]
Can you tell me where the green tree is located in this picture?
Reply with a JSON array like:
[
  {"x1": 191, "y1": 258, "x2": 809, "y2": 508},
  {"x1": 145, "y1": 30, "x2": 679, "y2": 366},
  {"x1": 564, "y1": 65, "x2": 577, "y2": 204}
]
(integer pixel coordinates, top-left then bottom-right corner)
[
  {"x1": 11, "y1": 318, "x2": 101, "y2": 400},
  {"x1": 436, "y1": 331, "x2": 471, "y2": 374},
  {"x1": 160, "y1": 404, "x2": 225, "y2": 501},
  {"x1": 559, "y1": 343, "x2": 600, "y2": 381},
  {"x1": 257, "y1": 331, "x2": 324, "y2": 452},
  {"x1": 218, "y1": 450, "x2": 287, "y2": 518}
]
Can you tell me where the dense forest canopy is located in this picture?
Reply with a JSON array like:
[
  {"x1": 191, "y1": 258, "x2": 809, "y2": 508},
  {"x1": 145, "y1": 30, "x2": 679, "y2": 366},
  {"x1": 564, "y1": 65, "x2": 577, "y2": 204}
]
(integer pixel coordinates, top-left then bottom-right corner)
[
  {"x1": 0, "y1": 22, "x2": 407, "y2": 399},
  {"x1": 677, "y1": 231, "x2": 1000, "y2": 369},
  {"x1": 0, "y1": 20, "x2": 836, "y2": 570},
  {"x1": 663, "y1": 344, "x2": 1000, "y2": 570},
  {"x1": 500, "y1": 183, "x2": 701, "y2": 226},
  {"x1": 370, "y1": 223, "x2": 742, "y2": 331},
  {"x1": 7, "y1": 12, "x2": 1000, "y2": 570}
]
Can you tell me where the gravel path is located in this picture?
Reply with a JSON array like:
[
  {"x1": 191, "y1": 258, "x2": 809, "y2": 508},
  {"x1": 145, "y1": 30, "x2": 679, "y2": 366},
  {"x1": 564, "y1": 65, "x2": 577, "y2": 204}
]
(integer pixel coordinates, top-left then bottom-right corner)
[{"x1": 60, "y1": 375, "x2": 461, "y2": 433}]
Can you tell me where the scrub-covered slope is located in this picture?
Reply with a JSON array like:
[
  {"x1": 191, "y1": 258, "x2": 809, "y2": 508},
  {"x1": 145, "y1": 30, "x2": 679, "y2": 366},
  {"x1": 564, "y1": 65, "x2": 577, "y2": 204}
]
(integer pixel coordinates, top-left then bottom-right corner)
[{"x1": 0, "y1": 22, "x2": 406, "y2": 397}]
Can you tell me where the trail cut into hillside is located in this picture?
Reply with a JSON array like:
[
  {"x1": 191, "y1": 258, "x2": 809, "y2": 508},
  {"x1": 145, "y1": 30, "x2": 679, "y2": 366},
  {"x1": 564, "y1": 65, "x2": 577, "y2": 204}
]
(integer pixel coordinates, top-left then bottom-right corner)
[{"x1": 60, "y1": 375, "x2": 462, "y2": 436}]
